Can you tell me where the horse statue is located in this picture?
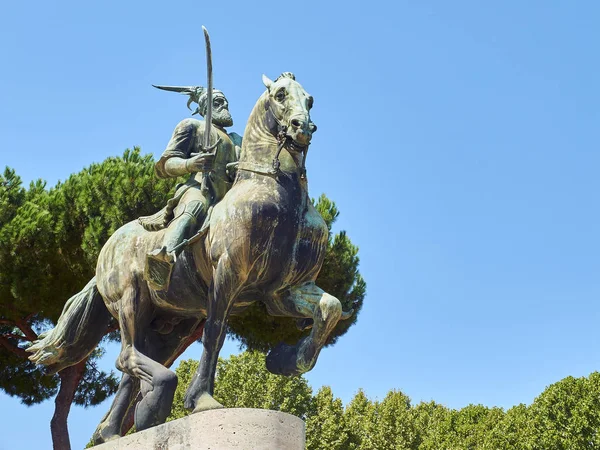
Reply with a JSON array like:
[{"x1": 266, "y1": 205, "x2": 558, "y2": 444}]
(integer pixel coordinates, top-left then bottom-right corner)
[{"x1": 28, "y1": 72, "x2": 352, "y2": 442}]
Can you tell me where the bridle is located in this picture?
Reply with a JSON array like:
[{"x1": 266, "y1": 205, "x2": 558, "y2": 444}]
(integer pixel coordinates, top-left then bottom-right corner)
[{"x1": 237, "y1": 98, "x2": 308, "y2": 179}]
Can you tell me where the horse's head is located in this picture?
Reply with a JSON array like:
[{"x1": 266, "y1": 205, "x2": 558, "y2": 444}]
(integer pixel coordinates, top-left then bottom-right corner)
[{"x1": 262, "y1": 72, "x2": 317, "y2": 150}]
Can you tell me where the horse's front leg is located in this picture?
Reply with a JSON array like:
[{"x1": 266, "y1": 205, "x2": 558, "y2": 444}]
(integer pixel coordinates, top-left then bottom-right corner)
[
  {"x1": 184, "y1": 253, "x2": 245, "y2": 413},
  {"x1": 92, "y1": 374, "x2": 139, "y2": 444},
  {"x1": 265, "y1": 282, "x2": 351, "y2": 376}
]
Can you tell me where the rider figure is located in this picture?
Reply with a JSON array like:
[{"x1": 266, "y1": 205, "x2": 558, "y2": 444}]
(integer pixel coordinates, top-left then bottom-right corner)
[{"x1": 141, "y1": 87, "x2": 241, "y2": 290}]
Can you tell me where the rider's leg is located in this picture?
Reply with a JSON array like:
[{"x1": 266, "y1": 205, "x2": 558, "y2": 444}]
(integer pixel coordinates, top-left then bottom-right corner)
[
  {"x1": 158, "y1": 200, "x2": 205, "y2": 256},
  {"x1": 145, "y1": 188, "x2": 208, "y2": 290}
]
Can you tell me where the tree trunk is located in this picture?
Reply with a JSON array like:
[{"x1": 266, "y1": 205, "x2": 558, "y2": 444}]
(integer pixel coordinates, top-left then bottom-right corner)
[{"x1": 51, "y1": 359, "x2": 86, "y2": 450}]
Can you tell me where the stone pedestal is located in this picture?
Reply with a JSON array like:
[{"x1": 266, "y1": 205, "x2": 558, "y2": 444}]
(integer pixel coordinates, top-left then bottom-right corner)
[{"x1": 94, "y1": 408, "x2": 305, "y2": 450}]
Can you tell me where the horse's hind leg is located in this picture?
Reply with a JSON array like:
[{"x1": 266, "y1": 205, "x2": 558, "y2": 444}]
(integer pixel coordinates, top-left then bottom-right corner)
[
  {"x1": 265, "y1": 282, "x2": 350, "y2": 376},
  {"x1": 92, "y1": 316, "x2": 203, "y2": 443},
  {"x1": 116, "y1": 282, "x2": 178, "y2": 431}
]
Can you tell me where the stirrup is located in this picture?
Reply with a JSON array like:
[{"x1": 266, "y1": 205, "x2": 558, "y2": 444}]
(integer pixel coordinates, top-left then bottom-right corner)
[{"x1": 144, "y1": 247, "x2": 175, "y2": 291}]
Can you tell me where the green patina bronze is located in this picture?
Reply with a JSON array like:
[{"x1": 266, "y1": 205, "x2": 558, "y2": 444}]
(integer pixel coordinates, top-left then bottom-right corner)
[{"x1": 28, "y1": 30, "x2": 352, "y2": 444}]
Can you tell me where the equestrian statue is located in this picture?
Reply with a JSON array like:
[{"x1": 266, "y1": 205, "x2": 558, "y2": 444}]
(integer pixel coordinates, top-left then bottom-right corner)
[{"x1": 28, "y1": 27, "x2": 353, "y2": 443}]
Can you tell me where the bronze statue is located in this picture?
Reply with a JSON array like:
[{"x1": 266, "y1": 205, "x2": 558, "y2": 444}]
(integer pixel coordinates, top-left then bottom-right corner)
[{"x1": 28, "y1": 28, "x2": 352, "y2": 443}]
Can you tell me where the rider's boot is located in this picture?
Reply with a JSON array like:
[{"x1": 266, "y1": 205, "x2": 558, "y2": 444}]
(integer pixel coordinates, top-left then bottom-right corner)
[{"x1": 145, "y1": 200, "x2": 205, "y2": 291}]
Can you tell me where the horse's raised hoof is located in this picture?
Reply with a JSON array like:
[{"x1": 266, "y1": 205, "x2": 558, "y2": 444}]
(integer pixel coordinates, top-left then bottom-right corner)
[
  {"x1": 192, "y1": 392, "x2": 224, "y2": 414},
  {"x1": 266, "y1": 342, "x2": 302, "y2": 376}
]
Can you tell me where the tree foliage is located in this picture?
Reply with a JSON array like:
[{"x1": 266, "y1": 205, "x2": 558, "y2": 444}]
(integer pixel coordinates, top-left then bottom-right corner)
[
  {"x1": 353, "y1": 373, "x2": 600, "y2": 450},
  {"x1": 168, "y1": 351, "x2": 313, "y2": 422},
  {"x1": 345, "y1": 389, "x2": 378, "y2": 449},
  {"x1": 306, "y1": 386, "x2": 350, "y2": 450},
  {"x1": 528, "y1": 373, "x2": 600, "y2": 449},
  {"x1": 168, "y1": 350, "x2": 600, "y2": 450},
  {"x1": 0, "y1": 149, "x2": 177, "y2": 408},
  {"x1": 0, "y1": 150, "x2": 178, "y2": 448}
]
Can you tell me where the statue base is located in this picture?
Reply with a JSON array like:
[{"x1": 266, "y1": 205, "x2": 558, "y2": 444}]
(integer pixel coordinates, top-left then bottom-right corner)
[{"x1": 93, "y1": 408, "x2": 305, "y2": 449}]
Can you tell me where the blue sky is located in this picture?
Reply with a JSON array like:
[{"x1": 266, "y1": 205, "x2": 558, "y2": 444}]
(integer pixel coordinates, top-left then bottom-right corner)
[{"x1": 1, "y1": 1, "x2": 600, "y2": 448}]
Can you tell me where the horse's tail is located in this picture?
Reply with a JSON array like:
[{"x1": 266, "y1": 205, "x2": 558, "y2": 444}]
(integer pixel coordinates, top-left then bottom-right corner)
[{"x1": 27, "y1": 277, "x2": 112, "y2": 374}]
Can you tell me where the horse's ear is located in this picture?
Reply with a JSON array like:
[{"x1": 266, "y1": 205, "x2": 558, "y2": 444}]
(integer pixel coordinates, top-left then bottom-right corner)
[{"x1": 262, "y1": 74, "x2": 273, "y2": 90}]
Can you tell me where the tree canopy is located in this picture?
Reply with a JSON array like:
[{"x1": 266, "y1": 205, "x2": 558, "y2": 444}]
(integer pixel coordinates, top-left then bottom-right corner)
[
  {"x1": 167, "y1": 350, "x2": 600, "y2": 450},
  {"x1": 0, "y1": 149, "x2": 177, "y2": 407},
  {"x1": 1, "y1": 149, "x2": 178, "y2": 448},
  {"x1": 169, "y1": 351, "x2": 313, "y2": 422}
]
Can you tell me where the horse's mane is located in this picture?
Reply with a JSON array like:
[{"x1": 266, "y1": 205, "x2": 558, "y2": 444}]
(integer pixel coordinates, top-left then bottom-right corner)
[{"x1": 275, "y1": 72, "x2": 295, "y2": 81}]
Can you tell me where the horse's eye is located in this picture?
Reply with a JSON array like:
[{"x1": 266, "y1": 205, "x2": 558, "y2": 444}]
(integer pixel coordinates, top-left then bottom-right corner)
[{"x1": 275, "y1": 90, "x2": 286, "y2": 102}]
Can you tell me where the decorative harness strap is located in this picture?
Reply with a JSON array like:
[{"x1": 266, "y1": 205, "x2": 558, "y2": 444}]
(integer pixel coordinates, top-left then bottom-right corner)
[
  {"x1": 271, "y1": 125, "x2": 288, "y2": 173},
  {"x1": 235, "y1": 161, "x2": 279, "y2": 177}
]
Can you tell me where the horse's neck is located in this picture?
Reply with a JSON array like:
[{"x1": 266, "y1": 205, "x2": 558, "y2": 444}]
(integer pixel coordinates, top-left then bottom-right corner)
[
  {"x1": 240, "y1": 95, "x2": 304, "y2": 173},
  {"x1": 240, "y1": 94, "x2": 278, "y2": 165}
]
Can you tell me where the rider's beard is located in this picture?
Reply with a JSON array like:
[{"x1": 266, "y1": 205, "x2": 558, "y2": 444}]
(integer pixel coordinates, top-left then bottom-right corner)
[{"x1": 212, "y1": 108, "x2": 233, "y2": 128}]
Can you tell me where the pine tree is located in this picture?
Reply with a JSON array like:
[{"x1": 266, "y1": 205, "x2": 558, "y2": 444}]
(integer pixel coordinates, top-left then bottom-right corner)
[{"x1": 0, "y1": 149, "x2": 176, "y2": 449}]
